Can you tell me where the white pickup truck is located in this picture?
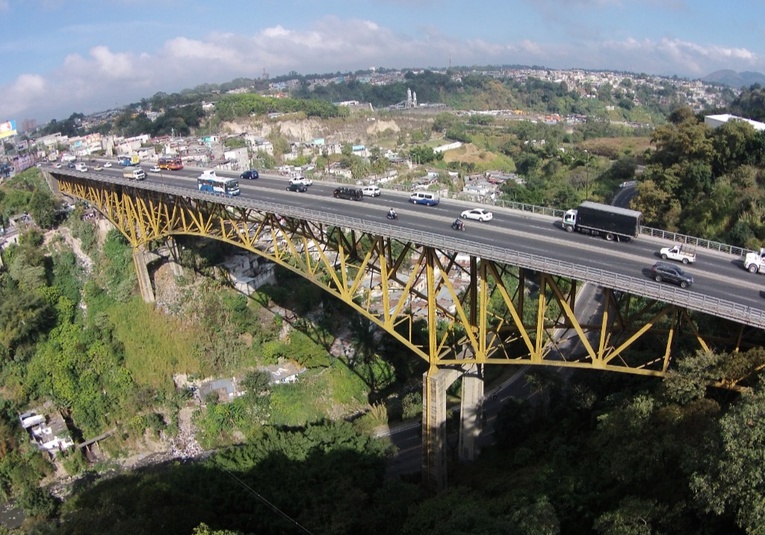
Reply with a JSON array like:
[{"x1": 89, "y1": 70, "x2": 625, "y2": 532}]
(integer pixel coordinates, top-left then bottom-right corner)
[{"x1": 659, "y1": 244, "x2": 696, "y2": 264}]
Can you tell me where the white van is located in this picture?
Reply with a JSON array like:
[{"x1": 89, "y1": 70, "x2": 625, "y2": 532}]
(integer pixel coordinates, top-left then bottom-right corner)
[
  {"x1": 122, "y1": 167, "x2": 146, "y2": 181},
  {"x1": 362, "y1": 185, "x2": 381, "y2": 197},
  {"x1": 74, "y1": 163, "x2": 88, "y2": 172},
  {"x1": 409, "y1": 191, "x2": 440, "y2": 206}
]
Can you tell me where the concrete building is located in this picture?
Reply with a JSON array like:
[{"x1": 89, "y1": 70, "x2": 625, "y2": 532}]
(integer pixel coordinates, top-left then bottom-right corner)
[{"x1": 704, "y1": 114, "x2": 765, "y2": 131}]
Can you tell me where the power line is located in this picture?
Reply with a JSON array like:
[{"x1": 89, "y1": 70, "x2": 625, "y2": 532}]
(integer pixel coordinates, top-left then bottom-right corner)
[{"x1": 215, "y1": 461, "x2": 315, "y2": 534}]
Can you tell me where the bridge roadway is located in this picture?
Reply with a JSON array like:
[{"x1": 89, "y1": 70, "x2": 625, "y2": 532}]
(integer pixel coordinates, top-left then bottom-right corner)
[{"x1": 49, "y1": 165, "x2": 765, "y2": 329}]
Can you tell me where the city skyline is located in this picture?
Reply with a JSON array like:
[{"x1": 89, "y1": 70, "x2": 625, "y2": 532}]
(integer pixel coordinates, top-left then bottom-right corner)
[{"x1": 1, "y1": 0, "x2": 764, "y2": 124}]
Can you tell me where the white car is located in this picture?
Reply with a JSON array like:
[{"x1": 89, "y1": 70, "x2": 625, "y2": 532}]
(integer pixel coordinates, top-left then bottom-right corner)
[
  {"x1": 103, "y1": 162, "x2": 112, "y2": 168},
  {"x1": 93, "y1": 165, "x2": 103, "y2": 171},
  {"x1": 289, "y1": 176, "x2": 313, "y2": 187},
  {"x1": 460, "y1": 208, "x2": 494, "y2": 222},
  {"x1": 150, "y1": 166, "x2": 161, "y2": 173}
]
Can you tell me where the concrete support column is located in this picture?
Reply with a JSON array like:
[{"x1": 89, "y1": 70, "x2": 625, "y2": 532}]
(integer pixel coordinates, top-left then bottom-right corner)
[
  {"x1": 458, "y1": 364, "x2": 484, "y2": 463},
  {"x1": 422, "y1": 366, "x2": 461, "y2": 493},
  {"x1": 132, "y1": 246, "x2": 155, "y2": 303},
  {"x1": 165, "y1": 236, "x2": 184, "y2": 277}
]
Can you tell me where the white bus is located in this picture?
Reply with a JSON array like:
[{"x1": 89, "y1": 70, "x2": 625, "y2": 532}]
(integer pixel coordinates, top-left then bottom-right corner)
[{"x1": 197, "y1": 170, "x2": 240, "y2": 196}]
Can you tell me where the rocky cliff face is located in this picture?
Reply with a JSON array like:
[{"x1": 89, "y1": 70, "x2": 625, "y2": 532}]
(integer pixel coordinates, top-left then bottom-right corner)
[{"x1": 219, "y1": 117, "x2": 404, "y2": 145}]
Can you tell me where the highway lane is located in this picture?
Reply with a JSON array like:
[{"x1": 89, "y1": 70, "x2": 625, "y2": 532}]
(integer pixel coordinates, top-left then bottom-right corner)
[{"x1": 54, "y1": 165, "x2": 765, "y2": 320}]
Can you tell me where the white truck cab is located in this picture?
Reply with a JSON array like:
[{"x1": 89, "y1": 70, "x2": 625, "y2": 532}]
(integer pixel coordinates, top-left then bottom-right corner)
[{"x1": 744, "y1": 248, "x2": 765, "y2": 273}]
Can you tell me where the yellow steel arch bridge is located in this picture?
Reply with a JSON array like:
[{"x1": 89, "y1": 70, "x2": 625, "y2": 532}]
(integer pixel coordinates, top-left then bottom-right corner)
[{"x1": 50, "y1": 171, "x2": 765, "y2": 491}]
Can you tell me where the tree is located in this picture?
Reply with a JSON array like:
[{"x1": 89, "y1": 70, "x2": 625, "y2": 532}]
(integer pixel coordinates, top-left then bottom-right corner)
[
  {"x1": 691, "y1": 387, "x2": 765, "y2": 533},
  {"x1": 27, "y1": 189, "x2": 57, "y2": 229},
  {"x1": 594, "y1": 497, "x2": 667, "y2": 535}
]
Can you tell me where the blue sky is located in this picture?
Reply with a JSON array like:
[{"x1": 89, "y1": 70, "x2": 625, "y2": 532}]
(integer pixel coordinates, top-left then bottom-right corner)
[{"x1": 1, "y1": 0, "x2": 764, "y2": 125}]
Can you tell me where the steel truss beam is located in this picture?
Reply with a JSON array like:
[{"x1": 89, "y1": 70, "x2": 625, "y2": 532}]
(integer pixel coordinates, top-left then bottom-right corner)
[{"x1": 56, "y1": 177, "x2": 760, "y2": 382}]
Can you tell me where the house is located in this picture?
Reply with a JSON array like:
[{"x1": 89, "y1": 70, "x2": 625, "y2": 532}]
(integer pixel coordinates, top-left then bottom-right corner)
[
  {"x1": 19, "y1": 409, "x2": 74, "y2": 455},
  {"x1": 704, "y1": 113, "x2": 765, "y2": 132},
  {"x1": 198, "y1": 378, "x2": 240, "y2": 403},
  {"x1": 263, "y1": 362, "x2": 306, "y2": 384}
]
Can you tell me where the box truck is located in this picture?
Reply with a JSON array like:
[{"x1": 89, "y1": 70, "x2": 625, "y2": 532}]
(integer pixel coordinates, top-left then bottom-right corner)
[{"x1": 562, "y1": 201, "x2": 642, "y2": 242}]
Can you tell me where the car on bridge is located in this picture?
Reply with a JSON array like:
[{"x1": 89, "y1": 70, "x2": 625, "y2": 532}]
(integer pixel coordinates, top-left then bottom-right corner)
[
  {"x1": 103, "y1": 162, "x2": 112, "y2": 168},
  {"x1": 333, "y1": 186, "x2": 363, "y2": 201},
  {"x1": 149, "y1": 166, "x2": 161, "y2": 173},
  {"x1": 289, "y1": 176, "x2": 313, "y2": 187},
  {"x1": 93, "y1": 165, "x2": 103, "y2": 171},
  {"x1": 240, "y1": 169, "x2": 259, "y2": 180},
  {"x1": 650, "y1": 261, "x2": 693, "y2": 288},
  {"x1": 460, "y1": 208, "x2": 494, "y2": 222},
  {"x1": 286, "y1": 183, "x2": 308, "y2": 193}
]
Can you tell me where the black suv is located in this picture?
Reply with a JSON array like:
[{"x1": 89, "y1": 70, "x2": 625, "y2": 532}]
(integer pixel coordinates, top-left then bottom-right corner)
[
  {"x1": 333, "y1": 187, "x2": 363, "y2": 201},
  {"x1": 650, "y1": 261, "x2": 693, "y2": 288},
  {"x1": 240, "y1": 169, "x2": 259, "y2": 180},
  {"x1": 286, "y1": 183, "x2": 307, "y2": 192}
]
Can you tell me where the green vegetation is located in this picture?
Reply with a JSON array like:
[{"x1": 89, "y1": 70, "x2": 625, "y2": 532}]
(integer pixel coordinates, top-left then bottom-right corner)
[
  {"x1": 633, "y1": 103, "x2": 765, "y2": 247},
  {"x1": 215, "y1": 94, "x2": 349, "y2": 121},
  {"x1": 4, "y1": 78, "x2": 765, "y2": 534}
]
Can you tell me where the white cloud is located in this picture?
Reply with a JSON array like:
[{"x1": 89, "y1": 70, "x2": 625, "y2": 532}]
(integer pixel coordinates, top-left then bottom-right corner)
[
  {"x1": 2, "y1": 15, "x2": 763, "y2": 123},
  {"x1": 2, "y1": 74, "x2": 47, "y2": 119}
]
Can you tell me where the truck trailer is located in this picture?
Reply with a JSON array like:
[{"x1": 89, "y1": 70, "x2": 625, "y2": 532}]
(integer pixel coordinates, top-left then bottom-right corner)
[
  {"x1": 117, "y1": 155, "x2": 141, "y2": 167},
  {"x1": 562, "y1": 201, "x2": 642, "y2": 242}
]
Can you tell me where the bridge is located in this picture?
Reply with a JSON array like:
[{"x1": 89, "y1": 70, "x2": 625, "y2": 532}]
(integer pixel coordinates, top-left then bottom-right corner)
[{"x1": 45, "y1": 167, "x2": 765, "y2": 491}]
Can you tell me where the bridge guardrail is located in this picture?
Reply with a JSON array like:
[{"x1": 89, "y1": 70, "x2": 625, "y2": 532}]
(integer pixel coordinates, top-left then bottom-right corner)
[{"x1": 52, "y1": 170, "x2": 765, "y2": 329}]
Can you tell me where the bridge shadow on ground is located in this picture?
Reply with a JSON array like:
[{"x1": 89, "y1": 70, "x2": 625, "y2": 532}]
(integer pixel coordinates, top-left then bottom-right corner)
[{"x1": 44, "y1": 425, "x2": 421, "y2": 535}]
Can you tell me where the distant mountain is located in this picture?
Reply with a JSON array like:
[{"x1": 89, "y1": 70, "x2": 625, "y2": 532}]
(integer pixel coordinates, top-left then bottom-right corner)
[{"x1": 702, "y1": 69, "x2": 765, "y2": 89}]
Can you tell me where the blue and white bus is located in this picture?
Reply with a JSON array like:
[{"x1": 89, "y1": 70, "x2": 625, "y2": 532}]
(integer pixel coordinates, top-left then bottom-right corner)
[{"x1": 197, "y1": 170, "x2": 240, "y2": 196}]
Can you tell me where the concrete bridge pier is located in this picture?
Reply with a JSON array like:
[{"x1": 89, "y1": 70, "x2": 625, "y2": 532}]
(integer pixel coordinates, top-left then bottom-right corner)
[
  {"x1": 422, "y1": 366, "x2": 464, "y2": 492},
  {"x1": 132, "y1": 246, "x2": 156, "y2": 303},
  {"x1": 458, "y1": 364, "x2": 484, "y2": 463},
  {"x1": 165, "y1": 236, "x2": 184, "y2": 277}
]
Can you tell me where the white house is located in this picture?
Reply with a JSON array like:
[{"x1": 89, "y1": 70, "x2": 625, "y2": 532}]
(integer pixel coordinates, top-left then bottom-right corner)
[{"x1": 704, "y1": 114, "x2": 765, "y2": 131}]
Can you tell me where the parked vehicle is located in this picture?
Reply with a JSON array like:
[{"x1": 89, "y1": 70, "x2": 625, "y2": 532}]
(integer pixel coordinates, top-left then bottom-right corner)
[
  {"x1": 461, "y1": 208, "x2": 493, "y2": 222},
  {"x1": 333, "y1": 187, "x2": 363, "y2": 201},
  {"x1": 650, "y1": 261, "x2": 693, "y2": 288},
  {"x1": 744, "y1": 248, "x2": 765, "y2": 273},
  {"x1": 122, "y1": 167, "x2": 146, "y2": 181},
  {"x1": 409, "y1": 191, "x2": 440, "y2": 206},
  {"x1": 240, "y1": 169, "x2": 259, "y2": 180},
  {"x1": 660, "y1": 243, "x2": 696, "y2": 264},
  {"x1": 562, "y1": 201, "x2": 642, "y2": 241}
]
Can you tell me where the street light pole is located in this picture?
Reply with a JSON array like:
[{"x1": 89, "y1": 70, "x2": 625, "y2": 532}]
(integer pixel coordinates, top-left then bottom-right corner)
[{"x1": 584, "y1": 149, "x2": 589, "y2": 200}]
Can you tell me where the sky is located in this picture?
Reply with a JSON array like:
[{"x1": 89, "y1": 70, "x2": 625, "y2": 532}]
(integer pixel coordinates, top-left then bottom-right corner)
[{"x1": 1, "y1": 0, "x2": 764, "y2": 125}]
